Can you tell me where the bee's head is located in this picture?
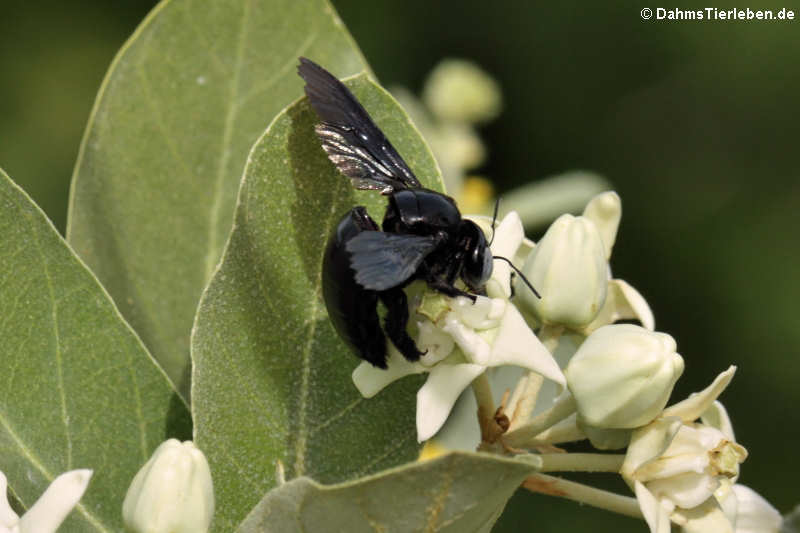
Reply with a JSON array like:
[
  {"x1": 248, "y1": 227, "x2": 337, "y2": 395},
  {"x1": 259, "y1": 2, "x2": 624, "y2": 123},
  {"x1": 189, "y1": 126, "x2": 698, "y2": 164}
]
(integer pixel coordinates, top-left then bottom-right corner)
[{"x1": 459, "y1": 220, "x2": 493, "y2": 291}]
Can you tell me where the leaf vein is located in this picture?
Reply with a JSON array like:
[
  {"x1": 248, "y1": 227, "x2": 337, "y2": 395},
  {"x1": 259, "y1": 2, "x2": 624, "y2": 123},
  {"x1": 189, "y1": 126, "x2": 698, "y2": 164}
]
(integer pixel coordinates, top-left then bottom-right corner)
[
  {"x1": 29, "y1": 214, "x2": 73, "y2": 470},
  {"x1": 0, "y1": 411, "x2": 112, "y2": 532},
  {"x1": 234, "y1": 31, "x2": 318, "y2": 111},
  {"x1": 352, "y1": 431, "x2": 416, "y2": 479},
  {"x1": 308, "y1": 396, "x2": 363, "y2": 437},
  {"x1": 293, "y1": 147, "x2": 346, "y2": 477},
  {"x1": 205, "y1": 0, "x2": 252, "y2": 281},
  {"x1": 134, "y1": 61, "x2": 198, "y2": 184}
]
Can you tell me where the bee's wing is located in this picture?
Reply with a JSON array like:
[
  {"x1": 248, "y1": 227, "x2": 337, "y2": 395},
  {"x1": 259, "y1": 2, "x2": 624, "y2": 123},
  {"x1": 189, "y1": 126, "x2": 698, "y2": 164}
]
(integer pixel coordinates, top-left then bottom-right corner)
[
  {"x1": 298, "y1": 57, "x2": 422, "y2": 193},
  {"x1": 345, "y1": 231, "x2": 437, "y2": 291}
]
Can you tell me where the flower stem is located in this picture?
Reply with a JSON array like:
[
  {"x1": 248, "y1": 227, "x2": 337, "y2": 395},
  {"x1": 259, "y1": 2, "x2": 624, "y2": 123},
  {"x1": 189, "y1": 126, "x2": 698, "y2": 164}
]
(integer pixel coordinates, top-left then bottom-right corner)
[
  {"x1": 539, "y1": 324, "x2": 564, "y2": 353},
  {"x1": 472, "y1": 372, "x2": 497, "y2": 442},
  {"x1": 538, "y1": 453, "x2": 625, "y2": 473},
  {"x1": 531, "y1": 416, "x2": 586, "y2": 445},
  {"x1": 507, "y1": 324, "x2": 563, "y2": 429},
  {"x1": 507, "y1": 373, "x2": 543, "y2": 429},
  {"x1": 522, "y1": 473, "x2": 643, "y2": 519},
  {"x1": 504, "y1": 393, "x2": 576, "y2": 448}
]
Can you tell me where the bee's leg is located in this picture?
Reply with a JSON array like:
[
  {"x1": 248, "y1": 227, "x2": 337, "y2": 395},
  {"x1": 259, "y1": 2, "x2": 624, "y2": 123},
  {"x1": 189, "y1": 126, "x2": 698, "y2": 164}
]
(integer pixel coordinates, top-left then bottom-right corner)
[
  {"x1": 350, "y1": 205, "x2": 380, "y2": 231},
  {"x1": 380, "y1": 287, "x2": 425, "y2": 362},
  {"x1": 427, "y1": 280, "x2": 478, "y2": 302}
]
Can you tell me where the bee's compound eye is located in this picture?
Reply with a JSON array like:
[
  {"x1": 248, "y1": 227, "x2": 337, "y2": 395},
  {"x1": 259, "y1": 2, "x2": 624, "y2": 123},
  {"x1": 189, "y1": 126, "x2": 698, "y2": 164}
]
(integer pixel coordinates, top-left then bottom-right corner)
[
  {"x1": 462, "y1": 243, "x2": 492, "y2": 290},
  {"x1": 480, "y1": 245, "x2": 493, "y2": 284}
]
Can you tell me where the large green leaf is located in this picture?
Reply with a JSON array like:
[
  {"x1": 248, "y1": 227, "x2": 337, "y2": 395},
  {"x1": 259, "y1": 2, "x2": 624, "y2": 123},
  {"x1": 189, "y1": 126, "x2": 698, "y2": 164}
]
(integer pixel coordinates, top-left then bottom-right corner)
[
  {"x1": 237, "y1": 452, "x2": 539, "y2": 533},
  {"x1": 67, "y1": 0, "x2": 369, "y2": 397},
  {"x1": 0, "y1": 168, "x2": 190, "y2": 532},
  {"x1": 192, "y1": 74, "x2": 442, "y2": 531}
]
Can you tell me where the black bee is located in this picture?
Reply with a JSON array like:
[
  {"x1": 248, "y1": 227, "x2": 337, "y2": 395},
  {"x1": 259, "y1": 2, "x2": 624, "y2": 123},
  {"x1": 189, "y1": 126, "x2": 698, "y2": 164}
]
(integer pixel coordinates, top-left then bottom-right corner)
[{"x1": 298, "y1": 57, "x2": 498, "y2": 369}]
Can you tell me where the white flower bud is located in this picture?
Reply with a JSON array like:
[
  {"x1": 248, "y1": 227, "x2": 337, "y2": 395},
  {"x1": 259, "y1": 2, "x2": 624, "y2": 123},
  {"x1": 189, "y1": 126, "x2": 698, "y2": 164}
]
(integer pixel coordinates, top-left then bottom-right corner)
[
  {"x1": 422, "y1": 59, "x2": 502, "y2": 124},
  {"x1": 123, "y1": 439, "x2": 214, "y2": 533},
  {"x1": 565, "y1": 325, "x2": 684, "y2": 428},
  {"x1": 518, "y1": 213, "x2": 608, "y2": 327},
  {"x1": 582, "y1": 191, "x2": 621, "y2": 260}
]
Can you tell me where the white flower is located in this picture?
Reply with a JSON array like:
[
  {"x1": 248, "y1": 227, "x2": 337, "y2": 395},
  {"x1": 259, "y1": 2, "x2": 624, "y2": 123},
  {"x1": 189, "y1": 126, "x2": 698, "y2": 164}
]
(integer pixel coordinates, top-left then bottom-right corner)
[
  {"x1": 516, "y1": 192, "x2": 653, "y2": 332},
  {"x1": 621, "y1": 366, "x2": 747, "y2": 533},
  {"x1": 123, "y1": 439, "x2": 214, "y2": 533},
  {"x1": 566, "y1": 324, "x2": 685, "y2": 430},
  {"x1": 0, "y1": 469, "x2": 92, "y2": 533},
  {"x1": 352, "y1": 212, "x2": 565, "y2": 442},
  {"x1": 698, "y1": 404, "x2": 783, "y2": 533}
]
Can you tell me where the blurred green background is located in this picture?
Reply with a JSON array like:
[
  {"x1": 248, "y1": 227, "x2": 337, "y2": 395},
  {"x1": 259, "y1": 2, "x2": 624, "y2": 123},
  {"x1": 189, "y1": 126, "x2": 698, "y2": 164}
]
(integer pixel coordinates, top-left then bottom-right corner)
[{"x1": 1, "y1": 0, "x2": 797, "y2": 530}]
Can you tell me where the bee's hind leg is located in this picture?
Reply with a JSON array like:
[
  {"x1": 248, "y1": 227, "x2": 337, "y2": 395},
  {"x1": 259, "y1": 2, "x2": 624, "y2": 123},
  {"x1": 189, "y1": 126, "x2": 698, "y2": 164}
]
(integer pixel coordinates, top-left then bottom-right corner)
[{"x1": 380, "y1": 287, "x2": 426, "y2": 362}]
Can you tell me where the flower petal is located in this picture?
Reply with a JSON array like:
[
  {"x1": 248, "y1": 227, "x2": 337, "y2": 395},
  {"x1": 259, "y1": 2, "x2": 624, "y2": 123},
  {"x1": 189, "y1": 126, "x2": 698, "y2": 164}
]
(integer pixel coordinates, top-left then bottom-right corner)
[
  {"x1": 487, "y1": 304, "x2": 565, "y2": 388},
  {"x1": 582, "y1": 191, "x2": 621, "y2": 260},
  {"x1": 663, "y1": 366, "x2": 737, "y2": 422},
  {"x1": 731, "y1": 484, "x2": 783, "y2": 533},
  {"x1": 714, "y1": 478, "x2": 739, "y2": 525},
  {"x1": 634, "y1": 481, "x2": 673, "y2": 533},
  {"x1": 486, "y1": 211, "x2": 524, "y2": 299},
  {"x1": 614, "y1": 279, "x2": 654, "y2": 330},
  {"x1": 672, "y1": 497, "x2": 734, "y2": 533},
  {"x1": 442, "y1": 313, "x2": 492, "y2": 365},
  {"x1": 622, "y1": 417, "x2": 683, "y2": 478},
  {"x1": 416, "y1": 364, "x2": 485, "y2": 441},
  {"x1": 647, "y1": 471, "x2": 719, "y2": 509},
  {"x1": 19, "y1": 469, "x2": 92, "y2": 533},
  {"x1": 415, "y1": 321, "x2": 455, "y2": 366},
  {"x1": 701, "y1": 401, "x2": 736, "y2": 442},
  {"x1": 0, "y1": 473, "x2": 20, "y2": 530},
  {"x1": 584, "y1": 279, "x2": 654, "y2": 333},
  {"x1": 351, "y1": 347, "x2": 425, "y2": 398}
]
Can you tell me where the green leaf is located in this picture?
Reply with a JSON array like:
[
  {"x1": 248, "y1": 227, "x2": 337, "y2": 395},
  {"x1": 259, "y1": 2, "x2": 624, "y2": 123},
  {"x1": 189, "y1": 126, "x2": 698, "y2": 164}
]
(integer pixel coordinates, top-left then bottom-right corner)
[
  {"x1": 66, "y1": 0, "x2": 370, "y2": 398},
  {"x1": 237, "y1": 452, "x2": 539, "y2": 533},
  {"x1": 0, "y1": 168, "x2": 191, "y2": 532},
  {"x1": 192, "y1": 74, "x2": 442, "y2": 531}
]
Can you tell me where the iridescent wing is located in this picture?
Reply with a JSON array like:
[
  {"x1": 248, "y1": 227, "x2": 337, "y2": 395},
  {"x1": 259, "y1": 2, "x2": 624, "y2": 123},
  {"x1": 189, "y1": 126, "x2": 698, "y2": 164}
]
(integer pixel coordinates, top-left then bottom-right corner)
[{"x1": 298, "y1": 57, "x2": 422, "y2": 193}]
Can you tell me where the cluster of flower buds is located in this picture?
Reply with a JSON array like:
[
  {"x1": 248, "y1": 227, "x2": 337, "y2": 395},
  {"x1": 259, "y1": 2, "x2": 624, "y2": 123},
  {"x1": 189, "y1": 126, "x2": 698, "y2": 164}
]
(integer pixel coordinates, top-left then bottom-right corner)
[{"x1": 352, "y1": 190, "x2": 784, "y2": 533}]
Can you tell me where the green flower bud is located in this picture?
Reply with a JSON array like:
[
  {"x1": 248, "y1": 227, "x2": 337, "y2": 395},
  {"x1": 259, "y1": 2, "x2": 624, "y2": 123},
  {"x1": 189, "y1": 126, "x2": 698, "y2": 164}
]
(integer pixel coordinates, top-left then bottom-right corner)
[
  {"x1": 566, "y1": 324, "x2": 684, "y2": 428},
  {"x1": 518, "y1": 213, "x2": 608, "y2": 327},
  {"x1": 123, "y1": 440, "x2": 214, "y2": 533}
]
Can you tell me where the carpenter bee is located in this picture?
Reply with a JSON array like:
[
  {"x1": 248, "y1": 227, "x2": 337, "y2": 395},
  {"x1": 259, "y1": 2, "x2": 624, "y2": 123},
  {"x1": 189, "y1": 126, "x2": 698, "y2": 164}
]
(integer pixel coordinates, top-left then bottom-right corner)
[{"x1": 298, "y1": 57, "x2": 528, "y2": 369}]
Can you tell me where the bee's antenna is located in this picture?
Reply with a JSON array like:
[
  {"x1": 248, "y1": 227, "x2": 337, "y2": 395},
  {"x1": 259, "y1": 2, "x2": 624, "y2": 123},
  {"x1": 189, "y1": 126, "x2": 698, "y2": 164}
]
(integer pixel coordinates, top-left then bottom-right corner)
[
  {"x1": 488, "y1": 197, "x2": 500, "y2": 246},
  {"x1": 492, "y1": 255, "x2": 541, "y2": 299}
]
